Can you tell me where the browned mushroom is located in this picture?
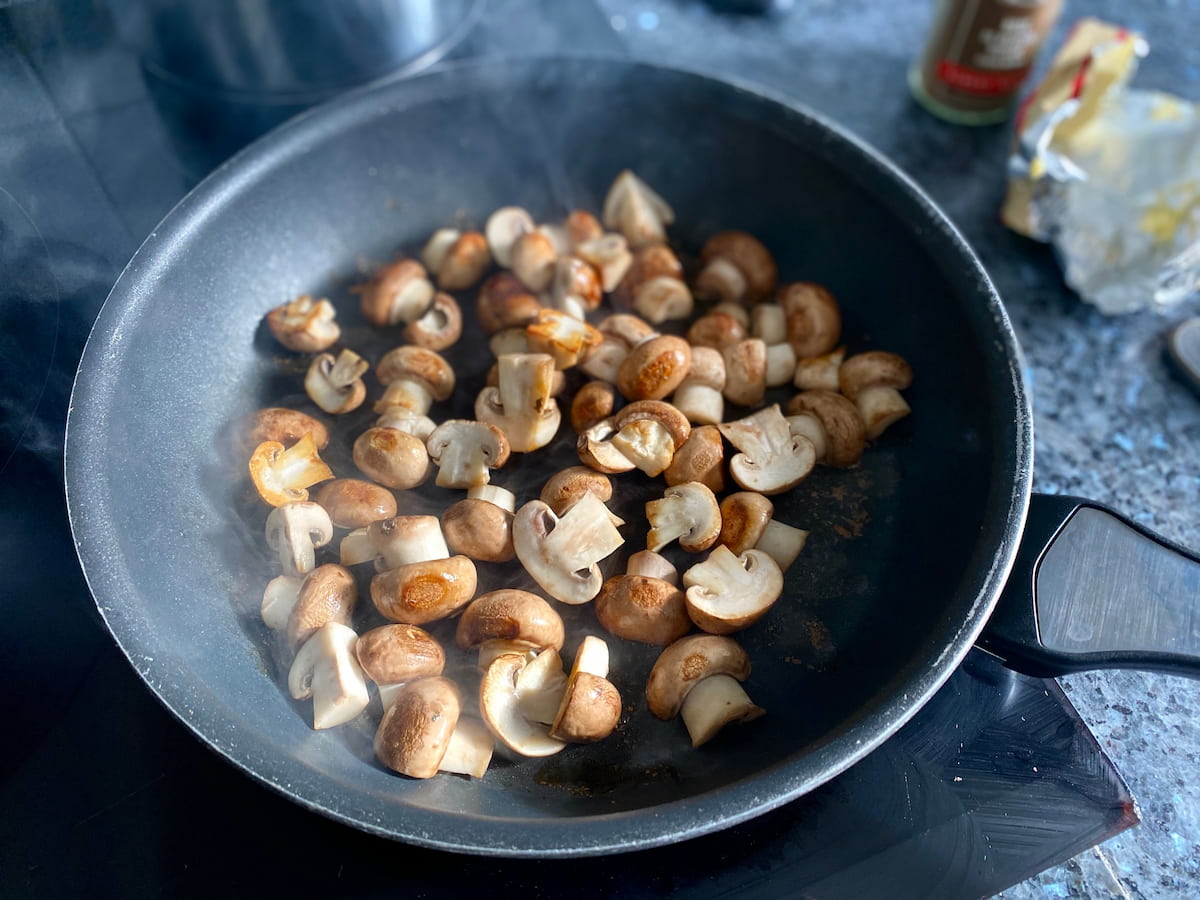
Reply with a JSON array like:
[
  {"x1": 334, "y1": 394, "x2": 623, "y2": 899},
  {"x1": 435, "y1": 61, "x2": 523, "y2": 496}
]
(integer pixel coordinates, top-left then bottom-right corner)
[
  {"x1": 838, "y1": 351, "x2": 913, "y2": 440},
  {"x1": 374, "y1": 346, "x2": 456, "y2": 418},
  {"x1": 663, "y1": 424, "x2": 726, "y2": 493},
  {"x1": 360, "y1": 259, "x2": 436, "y2": 327},
  {"x1": 571, "y1": 380, "x2": 619, "y2": 434},
  {"x1": 786, "y1": 389, "x2": 867, "y2": 468},
  {"x1": 245, "y1": 408, "x2": 329, "y2": 450},
  {"x1": 266, "y1": 294, "x2": 340, "y2": 352},
  {"x1": 404, "y1": 291, "x2": 463, "y2": 351},
  {"x1": 421, "y1": 229, "x2": 491, "y2": 290},
  {"x1": 288, "y1": 563, "x2": 358, "y2": 647},
  {"x1": 313, "y1": 478, "x2": 397, "y2": 529},
  {"x1": 476, "y1": 271, "x2": 543, "y2": 334},
  {"x1": 694, "y1": 231, "x2": 778, "y2": 305},
  {"x1": 778, "y1": 282, "x2": 841, "y2": 359},
  {"x1": 616, "y1": 334, "x2": 692, "y2": 401},
  {"x1": 355, "y1": 623, "x2": 445, "y2": 686}
]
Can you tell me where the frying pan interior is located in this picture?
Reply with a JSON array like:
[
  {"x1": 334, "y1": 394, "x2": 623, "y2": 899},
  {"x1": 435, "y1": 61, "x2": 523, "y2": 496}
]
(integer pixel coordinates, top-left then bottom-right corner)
[{"x1": 67, "y1": 58, "x2": 1029, "y2": 854}]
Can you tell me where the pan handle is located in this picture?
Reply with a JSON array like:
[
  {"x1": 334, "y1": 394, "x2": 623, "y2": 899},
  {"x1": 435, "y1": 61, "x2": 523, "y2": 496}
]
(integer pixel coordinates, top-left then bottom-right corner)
[{"x1": 978, "y1": 493, "x2": 1200, "y2": 678}]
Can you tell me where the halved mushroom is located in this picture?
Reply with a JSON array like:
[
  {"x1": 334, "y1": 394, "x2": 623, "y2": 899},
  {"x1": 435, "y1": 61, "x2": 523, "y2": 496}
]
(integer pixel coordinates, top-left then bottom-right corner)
[
  {"x1": 610, "y1": 400, "x2": 691, "y2": 477},
  {"x1": 288, "y1": 563, "x2": 357, "y2": 647},
  {"x1": 751, "y1": 303, "x2": 788, "y2": 345},
  {"x1": 785, "y1": 389, "x2": 867, "y2": 468},
  {"x1": 359, "y1": 259, "x2": 436, "y2": 327},
  {"x1": 549, "y1": 255, "x2": 603, "y2": 318},
  {"x1": 616, "y1": 244, "x2": 693, "y2": 324},
  {"x1": 525, "y1": 308, "x2": 602, "y2": 369},
  {"x1": 602, "y1": 170, "x2": 674, "y2": 248},
  {"x1": 510, "y1": 229, "x2": 559, "y2": 292},
  {"x1": 476, "y1": 271, "x2": 543, "y2": 335},
  {"x1": 663, "y1": 424, "x2": 726, "y2": 493},
  {"x1": 374, "y1": 407, "x2": 437, "y2": 442},
  {"x1": 565, "y1": 209, "x2": 604, "y2": 248},
  {"x1": 838, "y1": 351, "x2": 913, "y2": 440},
  {"x1": 576, "y1": 233, "x2": 634, "y2": 293},
  {"x1": 721, "y1": 338, "x2": 768, "y2": 409},
  {"x1": 266, "y1": 294, "x2": 340, "y2": 352},
  {"x1": 404, "y1": 291, "x2": 463, "y2": 351},
  {"x1": 475, "y1": 353, "x2": 562, "y2": 453},
  {"x1": 694, "y1": 231, "x2": 778, "y2": 306},
  {"x1": 484, "y1": 206, "x2": 536, "y2": 269},
  {"x1": 793, "y1": 346, "x2": 846, "y2": 392},
  {"x1": 249, "y1": 433, "x2": 334, "y2": 507},
  {"x1": 375, "y1": 676, "x2": 493, "y2": 778},
  {"x1": 426, "y1": 419, "x2": 511, "y2": 489},
  {"x1": 352, "y1": 425, "x2": 432, "y2": 490},
  {"x1": 371, "y1": 553, "x2": 478, "y2": 625},
  {"x1": 513, "y1": 493, "x2": 625, "y2": 605},
  {"x1": 421, "y1": 229, "x2": 491, "y2": 290},
  {"x1": 550, "y1": 640, "x2": 622, "y2": 743},
  {"x1": 288, "y1": 622, "x2": 370, "y2": 730},
  {"x1": 616, "y1": 334, "x2": 692, "y2": 402},
  {"x1": 539, "y1": 466, "x2": 613, "y2": 517},
  {"x1": 577, "y1": 417, "x2": 637, "y2": 474},
  {"x1": 355, "y1": 623, "x2": 445, "y2": 686},
  {"x1": 682, "y1": 545, "x2": 783, "y2": 634},
  {"x1": 374, "y1": 346, "x2": 455, "y2": 418},
  {"x1": 626, "y1": 548, "x2": 679, "y2": 585},
  {"x1": 671, "y1": 346, "x2": 725, "y2": 425},
  {"x1": 645, "y1": 481, "x2": 722, "y2": 553},
  {"x1": 580, "y1": 312, "x2": 656, "y2": 383},
  {"x1": 455, "y1": 589, "x2": 566, "y2": 660},
  {"x1": 261, "y1": 575, "x2": 302, "y2": 630},
  {"x1": 570, "y1": 380, "x2": 618, "y2": 434},
  {"x1": 441, "y1": 485, "x2": 517, "y2": 563},
  {"x1": 779, "y1": 282, "x2": 841, "y2": 359},
  {"x1": 313, "y1": 478, "x2": 397, "y2": 529},
  {"x1": 245, "y1": 407, "x2": 330, "y2": 451},
  {"x1": 265, "y1": 501, "x2": 334, "y2": 575},
  {"x1": 479, "y1": 653, "x2": 567, "y2": 757},
  {"x1": 304, "y1": 349, "x2": 368, "y2": 414},
  {"x1": 717, "y1": 491, "x2": 809, "y2": 573},
  {"x1": 366, "y1": 514, "x2": 448, "y2": 570},
  {"x1": 718, "y1": 404, "x2": 816, "y2": 495},
  {"x1": 687, "y1": 311, "x2": 747, "y2": 351},
  {"x1": 594, "y1": 558, "x2": 690, "y2": 647}
]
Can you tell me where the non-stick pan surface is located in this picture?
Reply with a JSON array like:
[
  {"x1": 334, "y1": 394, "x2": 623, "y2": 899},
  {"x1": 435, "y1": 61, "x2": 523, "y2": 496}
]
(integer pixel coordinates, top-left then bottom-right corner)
[{"x1": 66, "y1": 58, "x2": 1031, "y2": 855}]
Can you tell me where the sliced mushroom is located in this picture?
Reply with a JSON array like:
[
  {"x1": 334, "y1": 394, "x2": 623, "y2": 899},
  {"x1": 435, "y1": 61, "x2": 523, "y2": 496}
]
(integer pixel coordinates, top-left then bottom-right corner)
[
  {"x1": 579, "y1": 312, "x2": 655, "y2": 383},
  {"x1": 476, "y1": 271, "x2": 543, "y2": 335},
  {"x1": 793, "y1": 346, "x2": 846, "y2": 392},
  {"x1": 570, "y1": 380, "x2": 618, "y2": 434},
  {"x1": 360, "y1": 259, "x2": 436, "y2": 327},
  {"x1": 717, "y1": 491, "x2": 809, "y2": 573},
  {"x1": 694, "y1": 231, "x2": 778, "y2": 305},
  {"x1": 479, "y1": 653, "x2": 567, "y2": 757},
  {"x1": 313, "y1": 478, "x2": 397, "y2": 529},
  {"x1": 838, "y1": 351, "x2": 914, "y2": 440},
  {"x1": 785, "y1": 389, "x2": 867, "y2": 468},
  {"x1": 355, "y1": 623, "x2": 445, "y2": 685},
  {"x1": 671, "y1": 345, "x2": 725, "y2": 425},
  {"x1": 645, "y1": 633, "x2": 752, "y2": 719},
  {"x1": 721, "y1": 338, "x2": 768, "y2": 408},
  {"x1": 249, "y1": 434, "x2": 334, "y2": 507},
  {"x1": 304, "y1": 349, "x2": 368, "y2": 414},
  {"x1": 751, "y1": 303, "x2": 788, "y2": 345},
  {"x1": 288, "y1": 563, "x2": 357, "y2": 647},
  {"x1": 404, "y1": 291, "x2": 463, "y2": 351},
  {"x1": 426, "y1": 419, "x2": 511, "y2": 489},
  {"x1": 680, "y1": 673, "x2": 765, "y2": 748},
  {"x1": 779, "y1": 282, "x2": 841, "y2": 359},
  {"x1": 421, "y1": 229, "x2": 491, "y2": 290},
  {"x1": 549, "y1": 255, "x2": 603, "y2": 317},
  {"x1": 374, "y1": 346, "x2": 455, "y2": 418},
  {"x1": 645, "y1": 481, "x2": 722, "y2": 553},
  {"x1": 371, "y1": 554, "x2": 478, "y2": 625},
  {"x1": 610, "y1": 400, "x2": 691, "y2": 477},
  {"x1": 616, "y1": 244, "x2": 693, "y2": 324},
  {"x1": 375, "y1": 676, "x2": 493, "y2": 778},
  {"x1": 663, "y1": 424, "x2": 726, "y2": 493},
  {"x1": 475, "y1": 353, "x2": 562, "y2": 453},
  {"x1": 718, "y1": 404, "x2": 816, "y2": 495},
  {"x1": 366, "y1": 514, "x2": 448, "y2": 570},
  {"x1": 266, "y1": 294, "x2": 340, "y2": 352},
  {"x1": 484, "y1": 206, "x2": 535, "y2": 269},
  {"x1": 352, "y1": 426, "x2": 432, "y2": 490},
  {"x1": 513, "y1": 493, "x2": 625, "y2": 605},
  {"x1": 288, "y1": 622, "x2": 370, "y2": 730},
  {"x1": 577, "y1": 417, "x2": 637, "y2": 474},
  {"x1": 602, "y1": 170, "x2": 674, "y2": 248},
  {"x1": 510, "y1": 229, "x2": 559, "y2": 293},
  {"x1": 550, "y1": 665, "x2": 621, "y2": 743},
  {"x1": 525, "y1": 307, "x2": 603, "y2": 369},
  {"x1": 264, "y1": 501, "x2": 334, "y2": 575},
  {"x1": 245, "y1": 408, "x2": 330, "y2": 451},
  {"x1": 441, "y1": 486, "x2": 517, "y2": 563},
  {"x1": 539, "y1": 466, "x2": 613, "y2": 517},
  {"x1": 682, "y1": 545, "x2": 783, "y2": 634}
]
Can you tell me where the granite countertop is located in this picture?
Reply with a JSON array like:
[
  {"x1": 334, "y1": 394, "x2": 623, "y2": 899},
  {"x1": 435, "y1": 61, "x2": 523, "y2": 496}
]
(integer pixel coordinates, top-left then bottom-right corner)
[
  {"x1": 590, "y1": 1, "x2": 1200, "y2": 895},
  {"x1": 1, "y1": 0, "x2": 1197, "y2": 896}
]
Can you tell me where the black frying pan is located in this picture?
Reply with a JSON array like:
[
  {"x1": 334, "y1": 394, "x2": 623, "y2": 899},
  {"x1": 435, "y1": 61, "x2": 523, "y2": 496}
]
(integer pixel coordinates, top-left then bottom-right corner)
[{"x1": 65, "y1": 57, "x2": 1200, "y2": 857}]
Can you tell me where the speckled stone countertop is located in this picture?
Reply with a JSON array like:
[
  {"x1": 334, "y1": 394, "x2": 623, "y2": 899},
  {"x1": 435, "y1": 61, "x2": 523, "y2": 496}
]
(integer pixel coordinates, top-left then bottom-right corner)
[{"x1": 591, "y1": 0, "x2": 1200, "y2": 895}]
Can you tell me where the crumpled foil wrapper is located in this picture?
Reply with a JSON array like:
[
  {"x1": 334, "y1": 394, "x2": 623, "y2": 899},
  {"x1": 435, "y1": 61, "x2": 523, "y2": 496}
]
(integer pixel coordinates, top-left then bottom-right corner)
[{"x1": 1002, "y1": 19, "x2": 1200, "y2": 314}]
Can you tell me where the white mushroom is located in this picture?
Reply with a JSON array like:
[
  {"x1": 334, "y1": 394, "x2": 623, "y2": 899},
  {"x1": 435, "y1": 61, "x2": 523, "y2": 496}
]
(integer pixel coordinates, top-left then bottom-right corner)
[
  {"x1": 288, "y1": 622, "x2": 370, "y2": 730},
  {"x1": 682, "y1": 545, "x2": 783, "y2": 634},
  {"x1": 304, "y1": 349, "x2": 369, "y2": 414},
  {"x1": 265, "y1": 501, "x2": 334, "y2": 576},
  {"x1": 420, "y1": 229, "x2": 490, "y2": 290},
  {"x1": 374, "y1": 676, "x2": 493, "y2": 778},
  {"x1": 485, "y1": 206, "x2": 536, "y2": 268},
  {"x1": 680, "y1": 674, "x2": 764, "y2": 748},
  {"x1": 671, "y1": 346, "x2": 725, "y2": 425},
  {"x1": 524, "y1": 308, "x2": 602, "y2": 369},
  {"x1": 645, "y1": 634, "x2": 762, "y2": 747},
  {"x1": 261, "y1": 575, "x2": 302, "y2": 630},
  {"x1": 577, "y1": 418, "x2": 637, "y2": 474},
  {"x1": 265, "y1": 294, "x2": 340, "y2": 353},
  {"x1": 645, "y1": 482, "x2": 722, "y2": 553},
  {"x1": 425, "y1": 420, "x2": 511, "y2": 489},
  {"x1": 793, "y1": 346, "x2": 846, "y2": 392},
  {"x1": 475, "y1": 353, "x2": 562, "y2": 453},
  {"x1": 609, "y1": 400, "x2": 691, "y2": 478},
  {"x1": 576, "y1": 233, "x2": 634, "y2": 293},
  {"x1": 602, "y1": 170, "x2": 674, "y2": 248},
  {"x1": 367, "y1": 514, "x2": 448, "y2": 570},
  {"x1": 479, "y1": 652, "x2": 567, "y2": 757},
  {"x1": 513, "y1": 493, "x2": 625, "y2": 605},
  {"x1": 717, "y1": 404, "x2": 816, "y2": 495},
  {"x1": 374, "y1": 407, "x2": 438, "y2": 442}
]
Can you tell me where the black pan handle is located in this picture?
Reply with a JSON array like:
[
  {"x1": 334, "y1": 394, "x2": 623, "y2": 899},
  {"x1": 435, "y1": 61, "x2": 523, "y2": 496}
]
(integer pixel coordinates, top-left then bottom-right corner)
[{"x1": 978, "y1": 493, "x2": 1200, "y2": 678}]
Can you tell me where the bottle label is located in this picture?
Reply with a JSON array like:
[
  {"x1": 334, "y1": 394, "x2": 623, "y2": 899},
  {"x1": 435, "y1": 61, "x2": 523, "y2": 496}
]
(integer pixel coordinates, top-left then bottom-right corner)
[{"x1": 935, "y1": 60, "x2": 1033, "y2": 95}]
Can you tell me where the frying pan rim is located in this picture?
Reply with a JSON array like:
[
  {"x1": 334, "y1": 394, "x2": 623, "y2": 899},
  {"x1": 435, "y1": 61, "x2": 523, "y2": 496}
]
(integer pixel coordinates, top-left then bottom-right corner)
[{"x1": 64, "y1": 54, "x2": 1034, "y2": 857}]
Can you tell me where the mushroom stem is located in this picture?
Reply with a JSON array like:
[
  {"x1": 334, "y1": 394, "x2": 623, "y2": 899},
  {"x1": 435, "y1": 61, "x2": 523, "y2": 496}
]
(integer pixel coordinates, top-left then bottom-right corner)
[
  {"x1": 756, "y1": 520, "x2": 810, "y2": 573},
  {"x1": 368, "y1": 515, "x2": 448, "y2": 569},
  {"x1": 288, "y1": 623, "x2": 370, "y2": 730},
  {"x1": 468, "y1": 484, "x2": 517, "y2": 514},
  {"x1": 785, "y1": 413, "x2": 828, "y2": 463},
  {"x1": 541, "y1": 496, "x2": 625, "y2": 581},
  {"x1": 610, "y1": 419, "x2": 675, "y2": 477},
  {"x1": 261, "y1": 575, "x2": 302, "y2": 630},
  {"x1": 679, "y1": 674, "x2": 764, "y2": 747},
  {"x1": 376, "y1": 377, "x2": 436, "y2": 418},
  {"x1": 625, "y1": 549, "x2": 678, "y2": 585},
  {"x1": 437, "y1": 717, "x2": 495, "y2": 778}
]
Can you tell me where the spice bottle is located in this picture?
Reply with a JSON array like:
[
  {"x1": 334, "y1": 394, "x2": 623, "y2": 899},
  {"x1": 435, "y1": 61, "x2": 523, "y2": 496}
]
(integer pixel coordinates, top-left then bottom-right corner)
[{"x1": 909, "y1": 0, "x2": 1064, "y2": 125}]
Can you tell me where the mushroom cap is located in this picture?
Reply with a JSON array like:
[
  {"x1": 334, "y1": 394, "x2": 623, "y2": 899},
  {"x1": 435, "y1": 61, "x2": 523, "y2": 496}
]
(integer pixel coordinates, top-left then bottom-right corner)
[
  {"x1": 565, "y1": 209, "x2": 604, "y2": 247},
  {"x1": 838, "y1": 351, "x2": 914, "y2": 399},
  {"x1": 510, "y1": 229, "x2": 559, "y2": 292},
  {"x1": 613, "y1": 400, "x2": 691, "y2": 451},
  {"x1": 598, "y1": 312, "x2": 656, "y2": 348},
  {"x1": 721, "y1": 338, "x2": 768, "y2": 409},
  {"x1": 718, "y1": 491, "x2": 774, "y2": 555},
  {"x1": 539, "y1": 466, "x2": 614, "y2": 517},
  {"x1": 682, "y1": 346, "x2": 726, "y2": 391},
  {"x1": 265, "y1": 294, "x2": 340, "y2": 353},
  {"x1": 645, "y1": 634, "x2": 752, "y2": 719},
  {"x1": 616, "y1": 335, "x2": 692, "y2": 401},
  {"x1": 594, "y1": 574, "x2": 691, "y2": 646},
  {"x1": 485, "y1": 206, "x2": 535, "y2": 268},
  {"x1": 687, "y1": 311, "x2": 748, "y2": 350},
  {"x1": 404, "y1": 291, "x2": 463, "y2": 351},
  {"x1": 370, "y1": 555, "x2": 478, "y2": 625},
  {"x1": 512, "y1": 496, "x2": 625, "y2": 605},
  {"x1": 683, "y1": 545, "x2": 784, "y2": 634},
  {"x1": 699, "y1": 231, "x2": 778, "y2": 303},
  {"x1": 360, "y1": 258, "x2": 435, "y2": 327},
  {"x1": 355, "y1": 623, "x2": 446, "y2": 685},
  {"x1": 374, "y1": 676, "x2": 461, "y2": 778},
  {"x1": 246, "y1": 408, "x2": 330, "y2": 450},
  {"x1": 441, "y1": 498, "x2": 516, "y2": 563},
  {"x1": 646, "y1": 481, "x2": 722, "y2": 553},
  {"x1": 549, "y1": 672, "x2": 622, "y2": 743},
  {"x1": 455, "y1": 589, "x2": 565, "y2": 652},
  {"x1": 476, "y1": 272, "x2": 543, "y2": 334},
  {"x1": 479, "y1": 653, "x2": 567, "y2": 757},
  {"x1": 425, "y1": 419, "x2": 511, "y2": 489},
  {"x1": 436, "y1": 231, "x2": 490, "y2": 291},
  {"x1": 577, "y1": 417, "x2": 637, "y2": 474},
  {"x1": 375, "y1": 346, "x2": 455, "y2": 401},
  {"x1": 352, "y1": 426, "x2": 432, "y2": 490},
  {"x1": 786, "y1": 389, "x2": 867, "y2": 468},
  {"x1": 313, "y1": 478, "x2": 397, "y2": 529},
  {"x1": 288, "y1": 563, "x2": 357, "y2": 647},
  {"x1": 663, "y1": 424, "x2": 726, "y2": 493},
  {"x1": 552, "y1": 255, "x2": 604, "y2": 313},
  {"x1": 778, "y1": 282, "x2": 841, "y2": 359},
  {"x1": 249, "y1": 435, "x2": 335, "y2": 507},
  {"x1": 570, "y1": 380, "x2": 618, "y2": 434},
  {"x1": 614, "y1": 242, "x2": 684, "y2": 307}
]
